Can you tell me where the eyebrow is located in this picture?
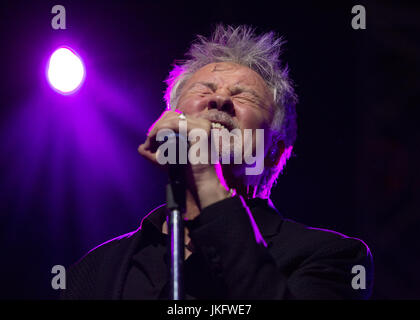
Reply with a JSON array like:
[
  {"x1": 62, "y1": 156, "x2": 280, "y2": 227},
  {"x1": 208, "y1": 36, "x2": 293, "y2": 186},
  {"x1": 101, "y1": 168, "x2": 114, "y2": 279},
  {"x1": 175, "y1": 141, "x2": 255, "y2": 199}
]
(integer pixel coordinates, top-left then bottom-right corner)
[
  {"x1": 189, "y1": 82, "x2": 262, "y2": 100},
  {"x1": 189, "y1": 81, "x2": 217, "y2": 92}
]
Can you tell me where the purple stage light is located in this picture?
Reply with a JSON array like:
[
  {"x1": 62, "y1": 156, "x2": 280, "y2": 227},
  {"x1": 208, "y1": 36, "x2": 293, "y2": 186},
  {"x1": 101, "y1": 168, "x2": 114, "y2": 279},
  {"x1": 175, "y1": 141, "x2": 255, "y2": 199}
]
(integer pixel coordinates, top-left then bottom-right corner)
[{"x1": 47, "y1": 47, "x2": 85, "y2": 95}]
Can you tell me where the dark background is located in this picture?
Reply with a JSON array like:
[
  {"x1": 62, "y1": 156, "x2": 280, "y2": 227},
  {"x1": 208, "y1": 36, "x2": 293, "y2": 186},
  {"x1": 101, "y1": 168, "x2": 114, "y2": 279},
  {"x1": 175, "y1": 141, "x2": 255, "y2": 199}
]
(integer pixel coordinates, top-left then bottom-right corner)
[{"x1": 0, "y1": 0, "x2": 419, "y2": 299}]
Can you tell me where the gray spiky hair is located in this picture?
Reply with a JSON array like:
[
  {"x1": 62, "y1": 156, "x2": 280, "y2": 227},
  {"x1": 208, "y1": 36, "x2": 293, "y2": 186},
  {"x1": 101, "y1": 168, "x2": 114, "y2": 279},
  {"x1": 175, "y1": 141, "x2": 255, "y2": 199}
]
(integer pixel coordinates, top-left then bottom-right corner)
[{"x1": 164, "y1": 24, "x2": 298, "y2": 197}]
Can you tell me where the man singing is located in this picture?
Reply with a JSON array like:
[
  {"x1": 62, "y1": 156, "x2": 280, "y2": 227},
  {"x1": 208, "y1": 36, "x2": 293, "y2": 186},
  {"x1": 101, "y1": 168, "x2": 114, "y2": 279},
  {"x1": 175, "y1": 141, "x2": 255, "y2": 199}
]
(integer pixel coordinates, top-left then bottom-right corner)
[{"x1": 62, "y1": 24, "x2": 373, "y2": 299}]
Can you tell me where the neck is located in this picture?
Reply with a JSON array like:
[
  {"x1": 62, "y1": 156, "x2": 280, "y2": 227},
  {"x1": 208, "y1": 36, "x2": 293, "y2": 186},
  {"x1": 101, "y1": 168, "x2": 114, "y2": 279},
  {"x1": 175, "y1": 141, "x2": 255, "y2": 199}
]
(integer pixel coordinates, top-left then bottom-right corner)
[
  {"x1": 182, "y1": 164, "x2": 263, "y2": 220},
  {"x1": 183, "y1": 190, "x2": 201, "y2": 220},
  {"x1": 220, "y1": 164, "x2": 262, "y2": 199}
]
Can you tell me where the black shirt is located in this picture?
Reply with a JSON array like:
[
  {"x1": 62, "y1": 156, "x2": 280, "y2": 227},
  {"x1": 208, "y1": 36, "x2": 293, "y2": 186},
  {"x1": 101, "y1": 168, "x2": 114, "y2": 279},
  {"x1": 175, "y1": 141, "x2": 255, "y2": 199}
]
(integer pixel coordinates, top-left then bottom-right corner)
[
  {"x1": 121, "y1": 203, "x2": 229, "y2": 299},
  {"x1": 62, "y1": 196, "x2": 374, "y2": 299}
]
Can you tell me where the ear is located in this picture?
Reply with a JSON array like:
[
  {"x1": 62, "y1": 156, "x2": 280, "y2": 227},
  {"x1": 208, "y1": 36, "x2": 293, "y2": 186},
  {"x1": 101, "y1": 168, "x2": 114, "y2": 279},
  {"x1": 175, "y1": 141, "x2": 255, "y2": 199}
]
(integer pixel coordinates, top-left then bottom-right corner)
[{"x1": 264, "y1": 139, "x2": 285, "y2": 168}]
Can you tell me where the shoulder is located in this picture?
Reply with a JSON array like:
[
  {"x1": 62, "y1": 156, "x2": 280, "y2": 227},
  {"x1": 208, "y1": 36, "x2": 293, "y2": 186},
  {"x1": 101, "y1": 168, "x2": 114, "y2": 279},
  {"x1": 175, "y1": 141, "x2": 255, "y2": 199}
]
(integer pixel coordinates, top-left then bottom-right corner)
[
  {"x1": 269, "y1": 218, "x2": 374, "y2": 298},
  {"x1": 61, "y1": 229, "x2": 140, "y2": 300},
  {"x1": 61, "y1": 204, "x2": 168, "y2": 300},
  {"x1": 248, "y1": 197, "x2": 372, "y2": 262},
  {"x1": 272, "y1": 217, "x2": 373, "y2": 281},
  {"x1": 251, "y1": 198, "x2": 372, "y2": 259},
  {"x1": 279, "y1": 219, "x2": 369, "y2": 250},
  {"x1": 278, "y1": 218, "x2": 372, "y2": 256},
  {"x1": 79, "y1": 230, "x2": 138, "y2": 262}
]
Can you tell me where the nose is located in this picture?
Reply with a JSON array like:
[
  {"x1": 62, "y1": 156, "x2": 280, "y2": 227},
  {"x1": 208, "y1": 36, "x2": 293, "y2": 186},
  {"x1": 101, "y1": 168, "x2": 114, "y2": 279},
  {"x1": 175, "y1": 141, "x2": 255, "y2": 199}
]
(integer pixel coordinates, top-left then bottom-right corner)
[{"x1": 208, "y1": 94, "x2": 235, "y2": 115}]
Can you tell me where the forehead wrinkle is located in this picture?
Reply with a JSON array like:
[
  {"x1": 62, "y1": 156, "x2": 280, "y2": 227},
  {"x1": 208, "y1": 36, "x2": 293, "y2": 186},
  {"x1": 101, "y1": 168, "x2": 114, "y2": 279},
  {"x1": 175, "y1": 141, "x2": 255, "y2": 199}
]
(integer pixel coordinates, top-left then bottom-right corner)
[
  {"x1": 211, "y1": 62, "x2": 237, "y2": 72},
  {"x1": 182, "y1": 62, "x2": 273, "y2": 105},
  {"x1": 189, "y1": 79, "x2": 263, "y2": 102}
]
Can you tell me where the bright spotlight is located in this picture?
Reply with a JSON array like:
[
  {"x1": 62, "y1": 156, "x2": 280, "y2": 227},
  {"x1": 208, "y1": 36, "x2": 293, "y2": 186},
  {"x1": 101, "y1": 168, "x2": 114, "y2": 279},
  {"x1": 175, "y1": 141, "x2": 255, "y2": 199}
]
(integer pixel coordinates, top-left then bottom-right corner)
[{"x1": 47, "y1": 47, "x2": 85, "y2": 95}]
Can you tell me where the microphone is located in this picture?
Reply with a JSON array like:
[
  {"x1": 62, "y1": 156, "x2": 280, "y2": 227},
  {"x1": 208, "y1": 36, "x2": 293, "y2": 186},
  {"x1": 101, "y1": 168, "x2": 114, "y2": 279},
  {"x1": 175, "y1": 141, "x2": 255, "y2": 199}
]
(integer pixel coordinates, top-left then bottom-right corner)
[
  {"x1": 160, "y1": 132, "x2": 189, "y2": 213},
  {"x1": 157, "y1": 132, "x2": 189, "y2": 300}
]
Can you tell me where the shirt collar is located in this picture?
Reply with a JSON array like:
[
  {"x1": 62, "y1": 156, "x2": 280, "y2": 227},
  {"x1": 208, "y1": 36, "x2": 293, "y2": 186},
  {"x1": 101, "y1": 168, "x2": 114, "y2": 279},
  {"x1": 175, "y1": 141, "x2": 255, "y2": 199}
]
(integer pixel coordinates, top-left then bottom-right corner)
[
  {"x1": 140, "y1": 204, "x2": 167, "y2": 234},
  {"x1": 140, "y1": 197, "x2": 283, "y2": 237},
  {"x1": 245, "y1": 197, "x2": 284, "y2": 237}
]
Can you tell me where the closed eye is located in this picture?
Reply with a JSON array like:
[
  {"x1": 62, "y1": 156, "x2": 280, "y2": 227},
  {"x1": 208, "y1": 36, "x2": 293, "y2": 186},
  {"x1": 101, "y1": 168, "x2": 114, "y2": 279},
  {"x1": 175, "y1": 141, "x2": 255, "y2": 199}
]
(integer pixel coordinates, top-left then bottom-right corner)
[
  {"x1": 233, "y1": 92, "x2": 259, "y2": 104},
  {"x1": 195, "y1": 87, "x2": 212, "y2": 94},
  {"x1": 189, "y1": 82, "x2": 216, "y2": 94},
  {"x1": 230, "y1": 86, "x2": 262, "y2": 103}
]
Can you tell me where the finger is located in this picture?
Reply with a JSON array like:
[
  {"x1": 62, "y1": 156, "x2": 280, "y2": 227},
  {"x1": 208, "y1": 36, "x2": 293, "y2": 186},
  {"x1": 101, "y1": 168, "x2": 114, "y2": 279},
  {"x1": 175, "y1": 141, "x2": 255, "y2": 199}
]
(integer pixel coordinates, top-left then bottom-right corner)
[
  {"x1": 138, "y1": 142, "x2": 157, "y2": 164},
  {"x1": 147, "y1": 117, "x2": 184, "y2": 144},
  {"x1": 138, "y1": 142, "x2": 170, "y2": 173}
]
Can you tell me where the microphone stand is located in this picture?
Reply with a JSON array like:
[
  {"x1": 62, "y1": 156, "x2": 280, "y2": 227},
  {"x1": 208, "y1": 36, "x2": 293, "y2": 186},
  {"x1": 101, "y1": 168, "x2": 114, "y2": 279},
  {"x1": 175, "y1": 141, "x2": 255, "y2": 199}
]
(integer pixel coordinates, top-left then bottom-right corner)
[{"x1": 165, "y1": 137, "x2": 187, "y2": 300}]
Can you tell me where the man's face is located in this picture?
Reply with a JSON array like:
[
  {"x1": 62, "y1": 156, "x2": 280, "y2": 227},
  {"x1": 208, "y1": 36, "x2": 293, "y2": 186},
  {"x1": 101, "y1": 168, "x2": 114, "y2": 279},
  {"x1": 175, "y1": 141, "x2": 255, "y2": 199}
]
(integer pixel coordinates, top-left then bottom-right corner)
[{"x1": 176, "y1": 62, "x2": 275, "y2": 161}]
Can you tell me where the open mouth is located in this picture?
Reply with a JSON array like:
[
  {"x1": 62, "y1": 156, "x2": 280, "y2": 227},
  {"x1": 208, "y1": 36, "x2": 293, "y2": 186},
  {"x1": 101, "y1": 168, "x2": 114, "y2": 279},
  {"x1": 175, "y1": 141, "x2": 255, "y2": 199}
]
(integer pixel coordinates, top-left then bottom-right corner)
[
  {"x1": 201, "y1": 111, "x2": 237, "y2": 131},
  {"x1": 211, "y1": 122, "x2": 229, "y2": 130}
]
